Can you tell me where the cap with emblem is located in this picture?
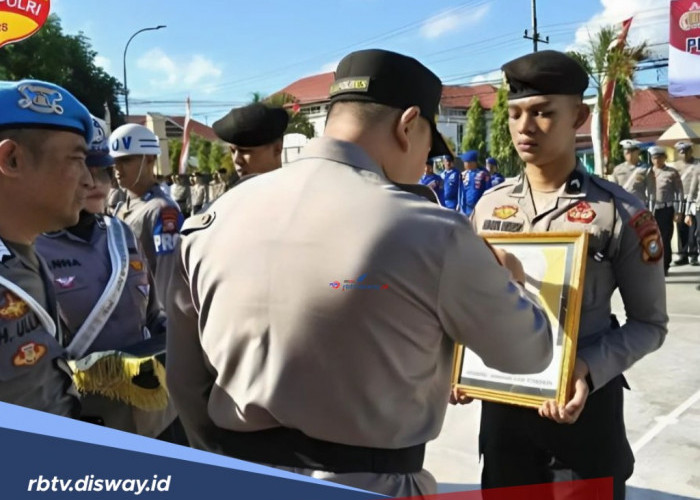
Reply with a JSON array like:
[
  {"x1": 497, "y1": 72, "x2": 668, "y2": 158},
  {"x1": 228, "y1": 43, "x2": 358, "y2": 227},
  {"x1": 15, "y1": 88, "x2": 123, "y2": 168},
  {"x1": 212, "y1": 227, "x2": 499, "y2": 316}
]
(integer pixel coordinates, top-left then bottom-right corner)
[
  {"x1": 648, "y1": 145, "x2": 666, "y2": 156},
  {"x1": 212, "y1": 103, "x2": 289, "y2": 147},
  {"x1": 86, "y1": 116, "x2": 113, "y2": 168},
  {"x1": 460, "y1": 150, "x2": 478, "y2": 163},
  {"x1": 674, "y1": 141, "x2": 692, "y2": 151},
  {"x1": 0, "y1": 79, "x2": 93, "y2": 143},
  {"x1": 330, "y1": 49, "x2": 451, "y2": 159},
  {"x1": 501, "y1": 50, "x2": 589, "y2": 100},
  {"x1": 620, "y1": 139, "x2": 641, "y2": 151}
]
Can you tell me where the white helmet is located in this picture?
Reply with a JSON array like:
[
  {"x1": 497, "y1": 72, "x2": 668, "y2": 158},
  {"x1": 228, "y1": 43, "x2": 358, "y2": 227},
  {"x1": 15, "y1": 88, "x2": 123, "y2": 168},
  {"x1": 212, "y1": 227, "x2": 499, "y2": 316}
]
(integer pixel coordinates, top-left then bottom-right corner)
[{"x1": 109, "y1": 123, "x2": 161, "y2": 158}]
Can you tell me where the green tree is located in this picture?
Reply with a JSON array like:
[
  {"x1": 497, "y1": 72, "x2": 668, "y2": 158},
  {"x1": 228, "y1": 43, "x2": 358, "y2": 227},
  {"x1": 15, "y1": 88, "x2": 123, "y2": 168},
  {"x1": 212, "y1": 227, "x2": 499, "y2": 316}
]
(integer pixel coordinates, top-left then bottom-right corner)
[
  {"x1": 489, "y1": 84, "x2": 521, "y2": 178},
  {"x1": 0, "y1": 14, "x2": 125, "y2": 127},
  {"x1": 443, "y1": 135, "x2": 456, "y2": 157},
  {"x1": 569, "y1": 26, "x2": 648, "y2": 173},
  {"x1": 197, "y1": 140, "x2": 212, "y2": 173},
  {"x1": 461, "y1": 96, "x2": 487, "y2": 161},
  {"x1": 220, "y1": 145, "x2": 234, "y2": 172},
  {"x1": 169, "y1": 139, "x2": 183, "y2": 175},
  {"x1": 209, "y1": 142, "x2": 225, "y2": 171},
  {"x1": 250, "y1": 91, "x2": 316, "y2": 139}
]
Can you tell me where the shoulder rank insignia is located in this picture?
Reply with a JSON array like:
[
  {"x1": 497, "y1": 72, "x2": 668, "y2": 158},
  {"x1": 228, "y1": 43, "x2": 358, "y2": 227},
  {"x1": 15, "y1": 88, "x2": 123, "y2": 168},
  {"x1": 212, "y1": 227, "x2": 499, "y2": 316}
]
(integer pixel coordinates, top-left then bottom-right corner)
[
  {"x1": 567, "y1": 201, "x2": 596, "y2": 224},
  {"x1": 493, "y1": 205, "x2": 518, "y2": 219},
  {"x1": 629, "y1": 210, "x2": 663, "y2": 263}
]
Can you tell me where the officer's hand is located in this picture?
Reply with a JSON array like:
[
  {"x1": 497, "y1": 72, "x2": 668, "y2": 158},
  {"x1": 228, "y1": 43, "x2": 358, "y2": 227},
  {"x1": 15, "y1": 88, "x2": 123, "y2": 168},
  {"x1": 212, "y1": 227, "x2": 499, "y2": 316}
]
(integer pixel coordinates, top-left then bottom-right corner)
[
  {"x1": 538, "y1": 358, "x2": 590, "y2": 424},
  {"x1": 674, "y1": 213, "x2": 682, "y2": 223},
  {"x1": 449, "y1": 386, "x2": 474, "y2": 405},
  {"x1": 492, "y1": 248, "x2": 526, "y2": 285},
  {"x1": 686, "y1": 215, "x2": 694, "y2": 227}
]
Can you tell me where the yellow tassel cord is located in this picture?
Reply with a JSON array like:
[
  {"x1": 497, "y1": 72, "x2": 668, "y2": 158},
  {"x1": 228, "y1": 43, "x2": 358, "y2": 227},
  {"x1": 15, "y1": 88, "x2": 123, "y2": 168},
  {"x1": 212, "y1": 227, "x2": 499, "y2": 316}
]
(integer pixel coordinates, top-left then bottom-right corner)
[{"x1": 69, "y1": 353, "x2": 169, "y2": 411}]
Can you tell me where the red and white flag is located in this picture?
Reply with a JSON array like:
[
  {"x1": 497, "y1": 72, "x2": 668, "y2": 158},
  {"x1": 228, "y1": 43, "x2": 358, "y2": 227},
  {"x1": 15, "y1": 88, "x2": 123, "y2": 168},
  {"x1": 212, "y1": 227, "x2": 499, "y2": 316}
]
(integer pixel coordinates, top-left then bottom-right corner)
[{"x1": 178, "y1": 96, "x2": 193, "y2": 175}]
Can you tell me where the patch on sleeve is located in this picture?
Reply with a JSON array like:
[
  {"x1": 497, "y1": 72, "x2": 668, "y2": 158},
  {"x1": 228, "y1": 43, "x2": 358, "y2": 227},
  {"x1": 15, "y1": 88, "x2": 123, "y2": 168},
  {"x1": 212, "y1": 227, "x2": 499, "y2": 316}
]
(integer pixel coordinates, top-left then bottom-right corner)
[
  {"x1": 153, "y1": 207, "x2": 184, "y2": 255},
  {"x1": 629, "y1": 210, "x2": 663, "y2": 263}
]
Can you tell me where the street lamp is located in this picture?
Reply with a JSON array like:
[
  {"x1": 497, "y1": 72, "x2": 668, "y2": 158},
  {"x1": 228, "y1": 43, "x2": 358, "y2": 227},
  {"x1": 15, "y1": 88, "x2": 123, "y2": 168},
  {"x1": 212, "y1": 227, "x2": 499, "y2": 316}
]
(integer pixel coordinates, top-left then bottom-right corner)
[{"x1": 122, "y1": 25, "x2": 166, "y2": 119}]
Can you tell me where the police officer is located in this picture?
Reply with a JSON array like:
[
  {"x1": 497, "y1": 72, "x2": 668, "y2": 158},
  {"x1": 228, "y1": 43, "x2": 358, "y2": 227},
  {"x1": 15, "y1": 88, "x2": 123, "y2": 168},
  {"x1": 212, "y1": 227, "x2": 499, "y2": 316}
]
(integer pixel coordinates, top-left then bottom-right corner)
[
  {"x1": 458, "y1": 150, "x2": 491, "y2": 216},
  {"x1": 0, "y1": 79, "x2": 94, "y2": 416},
  {"x1": 419, "y1": 159, "x2": 445, "y2": 205},
  {"x1": 684, "y1": 150, "x2": 700, "y2": 267},
  {"x1": 486, "y1": 157, "x2": 505, "y2": 187},
  {"x1": 212, "y1": 102, "x2": 289, "y2": 186},
  {"x1": 170, "y1": 174, "x2": 191, "y2": 218},
  {"x1": 106, "y1": 179, "x2": 126, "y2": 216},
  {"x1": 441, "y1": 154, "x2": 460, "y2": 209},
  {"x1": 166, "y1": 49, "x2": 553, "y2": 498},
  {"x1": 208, "y1": 168, "x2": 228, "y2": 202},
  {"x1": 673, "y1": 141, "x2": 699, "y2": 265},
  {"x1": 612, "y1": 139, "x2": 656, "y2": 210},
  {"x1": 469, "y1": 51, "x2": 668, "y2": 500},
  {"x1": 36, "y1": 116, "x2": 172, "y2": 436},
  {"x1": 190, "y1": 171, "x2": 209, "y2": 215},
  {"x1": 649, "y1": 145, "x2": 683, "y2": 275},
  {"x1": 109, "y1": 124, "x2": 184, "y2": 305}
]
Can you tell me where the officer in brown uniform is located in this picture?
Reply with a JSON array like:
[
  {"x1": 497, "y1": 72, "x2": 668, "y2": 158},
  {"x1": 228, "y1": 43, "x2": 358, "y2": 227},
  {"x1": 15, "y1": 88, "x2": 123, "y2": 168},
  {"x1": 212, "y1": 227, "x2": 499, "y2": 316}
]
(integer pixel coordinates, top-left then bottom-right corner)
[
  {"x1": 673, "y1": 141, "x2": 699, "y2": 265},
  {"x1": 470, "y1": 51, "x2": 668, "y2": 500},
  {"x1": 109, "y1": 124, "x2": 184, "y2": 305},
  {"x1": 0, "y1": 79, "x2": 94, "y2": 416},
  {"x1": 611, "y1": 139, "x2": 656, "y2": 210},
  {"x1": 211, "y1": 102, "x2": 289, "y2": 187},
  {"x1": 166, "y1": 49, "x2": 554, "y2": 497},
  {"x1": 649, "y1": 145, "x2": 683, "y2": 274}
]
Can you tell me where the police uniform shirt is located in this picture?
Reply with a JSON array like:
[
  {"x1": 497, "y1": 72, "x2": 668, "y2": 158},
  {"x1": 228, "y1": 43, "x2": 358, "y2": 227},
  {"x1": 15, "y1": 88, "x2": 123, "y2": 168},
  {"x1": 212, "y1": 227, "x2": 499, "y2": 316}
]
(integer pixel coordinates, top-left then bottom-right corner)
[
  {"x1": 685, "y1": 163, "x2": 700, "y2": 212},
  {"x1": 441, "y1": 168, "x2": 460, "y2": 209},
  {"x1": 0, "y1": 238, "x2": 78, "y2": 416},
  {"x1": 170, "y1": 182, "x2": 191, "y2": 214},
  {"x1": 115, "y1": 185, "x2": 184, "y2": 304},
  {"x1": 190, "y1": 183, "x2": 208, "y2": 210},
  {"x1": 490, "y1": 172, "x2": 505, "y2": 187},
  {"x1": 472, "y1": 165, "x2": 668, "y2": 390},
  {"x1": 208, "y1": 181, "x2": 227, "y2": 203},
  {"x1": 611, "y1": 161, "x2": 656, "y2": 207},
  {"x1": 458, "y1": 166, "x2": 491, "y2": 216},
  {"x1": 653, "y1": 164, "x2": 683, "y2": 209},
  {"x1": 674, "y1": 158, "x2": 699, "y2": 205},
  {"x1": 107, "y1": 187, "x2": 127, "y2": 215},
  {"x1": 167, "y1": 136, "x2": 552, "y2": 452},
  {"x1": 419, "y1": 173, "x2": 445, "y2": 205},
  {"x1": 36, "y1": 215, "x2": 166, "y2": 353}
]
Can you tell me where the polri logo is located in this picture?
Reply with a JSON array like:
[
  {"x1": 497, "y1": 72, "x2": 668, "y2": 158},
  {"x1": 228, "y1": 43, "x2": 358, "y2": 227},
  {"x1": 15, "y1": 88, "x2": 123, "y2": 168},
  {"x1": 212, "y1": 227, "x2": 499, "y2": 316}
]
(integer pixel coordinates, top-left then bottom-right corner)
[{"x1": 329, "y1": 273, "x2": 389, "y2": 291}]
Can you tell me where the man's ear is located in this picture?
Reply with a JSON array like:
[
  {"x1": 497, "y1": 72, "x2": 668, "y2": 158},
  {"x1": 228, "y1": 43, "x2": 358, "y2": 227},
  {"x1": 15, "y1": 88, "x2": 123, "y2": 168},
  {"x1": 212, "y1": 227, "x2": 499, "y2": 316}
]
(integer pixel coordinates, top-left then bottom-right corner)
[
  {"x1": 0, "y1": 139, "x2": 23, "y2": 178},
  {"x1": 394, "y1": 106, "x2": 421, "y2": 152},
  {"x1": 272, "y1": 138, "x2": 284, "y2": 156},
  {"x1": 574, "y1": 101, "x2": 590, "y2": 129}
]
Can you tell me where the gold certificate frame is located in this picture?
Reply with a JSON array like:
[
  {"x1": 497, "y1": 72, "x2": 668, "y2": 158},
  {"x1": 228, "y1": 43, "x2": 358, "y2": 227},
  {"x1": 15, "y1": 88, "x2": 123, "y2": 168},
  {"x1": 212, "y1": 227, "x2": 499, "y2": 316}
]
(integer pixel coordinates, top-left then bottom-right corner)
[{"x1": 452, "y1": 231, "x2": 589, "y2": 409}]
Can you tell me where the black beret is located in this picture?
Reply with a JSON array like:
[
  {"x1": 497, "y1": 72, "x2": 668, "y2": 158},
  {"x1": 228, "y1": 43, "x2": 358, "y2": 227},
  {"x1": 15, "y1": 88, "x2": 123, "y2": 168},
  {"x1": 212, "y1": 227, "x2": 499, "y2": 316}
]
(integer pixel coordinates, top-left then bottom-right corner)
[
  {"x1": 212, "y1": 103, "x2": 289, "y2": 147},
  {"x1": 331, "y1": 49, "x2": 451, "y2": 159},
  {"x1": 502, "y1": 50, "x2": 589, "y2": 100}
]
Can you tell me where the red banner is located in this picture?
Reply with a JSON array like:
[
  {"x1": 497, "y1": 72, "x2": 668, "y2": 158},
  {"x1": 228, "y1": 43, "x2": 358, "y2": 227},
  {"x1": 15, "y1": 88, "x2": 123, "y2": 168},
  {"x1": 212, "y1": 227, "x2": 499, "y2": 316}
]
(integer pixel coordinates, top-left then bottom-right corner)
[
  {"x1": 0, "y1": 0, "x2": 50, "y2": 49},
  {"x1": 669, "y1": 0, "x2": 700, "y2": 96}
]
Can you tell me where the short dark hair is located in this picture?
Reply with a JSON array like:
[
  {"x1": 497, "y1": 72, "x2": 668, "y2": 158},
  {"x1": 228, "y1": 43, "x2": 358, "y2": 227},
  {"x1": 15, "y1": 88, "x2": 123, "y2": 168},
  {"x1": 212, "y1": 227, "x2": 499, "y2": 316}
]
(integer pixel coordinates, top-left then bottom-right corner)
[
  {"x1": 0, "y1": 128, "x2": 49, "y2": 160},
  {"x1": 326, "y1": 101, "x2": 401, "y2": 127}
]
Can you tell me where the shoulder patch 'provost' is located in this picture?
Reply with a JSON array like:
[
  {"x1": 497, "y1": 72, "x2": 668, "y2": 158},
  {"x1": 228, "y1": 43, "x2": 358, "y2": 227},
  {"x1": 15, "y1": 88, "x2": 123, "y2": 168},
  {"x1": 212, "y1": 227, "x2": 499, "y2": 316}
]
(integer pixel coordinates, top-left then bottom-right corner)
[{"x1": 629, "y1": 210, "x2": 663, "y2": 263}]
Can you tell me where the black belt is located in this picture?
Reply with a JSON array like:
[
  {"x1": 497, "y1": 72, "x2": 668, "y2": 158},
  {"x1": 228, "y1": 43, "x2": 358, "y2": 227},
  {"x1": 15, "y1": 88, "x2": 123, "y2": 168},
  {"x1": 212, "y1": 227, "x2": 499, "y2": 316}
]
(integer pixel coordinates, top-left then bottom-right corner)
[{"x1": 215, "y1": 427, "x2": 425, "y2": 474}]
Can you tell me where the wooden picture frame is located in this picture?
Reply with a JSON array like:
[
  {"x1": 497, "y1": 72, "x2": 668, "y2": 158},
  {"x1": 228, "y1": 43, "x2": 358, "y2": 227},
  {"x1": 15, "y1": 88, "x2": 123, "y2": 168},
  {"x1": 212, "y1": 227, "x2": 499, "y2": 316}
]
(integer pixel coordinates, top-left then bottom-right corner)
[{"x1": 451, "y1": 231, "x2": 589, "y2": 409}]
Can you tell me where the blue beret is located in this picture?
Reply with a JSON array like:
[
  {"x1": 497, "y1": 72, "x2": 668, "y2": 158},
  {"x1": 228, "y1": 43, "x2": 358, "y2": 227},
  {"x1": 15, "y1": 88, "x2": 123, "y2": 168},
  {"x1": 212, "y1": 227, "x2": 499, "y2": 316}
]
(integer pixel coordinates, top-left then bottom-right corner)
[
  {"x1": 485, "y1": 157, "x2": 498, "y2": 165},
  {"x1": 460, "y1": 150, "x2": 478, "y2": 162},
  {"x1": 0, "y1": 79, "x2": 93, "y2": 144},
  {"x1": 86, "y1": 116, "x2": 114, "y2": 168}
]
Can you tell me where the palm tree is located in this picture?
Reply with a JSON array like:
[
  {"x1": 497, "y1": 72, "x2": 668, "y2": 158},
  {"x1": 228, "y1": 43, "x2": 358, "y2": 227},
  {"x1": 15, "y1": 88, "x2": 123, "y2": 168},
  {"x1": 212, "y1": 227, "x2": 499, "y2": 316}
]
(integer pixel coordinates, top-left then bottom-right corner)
[
  {"x1": 248, "y1": 91, "x2": 316, "y2": 139},
  {"x1": 569, "y1": 25, "x2": 649, "y2": 174}
]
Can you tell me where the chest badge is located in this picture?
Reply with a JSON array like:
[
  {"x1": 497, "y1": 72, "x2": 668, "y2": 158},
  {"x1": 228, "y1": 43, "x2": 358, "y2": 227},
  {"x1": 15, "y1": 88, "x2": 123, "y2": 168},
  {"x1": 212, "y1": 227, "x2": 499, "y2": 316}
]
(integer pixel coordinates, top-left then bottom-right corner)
[
  {"x1": 567, "y1": 202, "x2": 596, "y2": 224},
  {"x1": 0, "y1": 291, "x2": 29, "y2": 320},
  {"x1": 55, "y1": 276, "x2": 76, "y2": 289},
  {"x1": 13, "y1": 341, "x2": 47, "y2": 367},
  {"x1": 492, "y1": 205, "x2": 518, "y2": 220}
]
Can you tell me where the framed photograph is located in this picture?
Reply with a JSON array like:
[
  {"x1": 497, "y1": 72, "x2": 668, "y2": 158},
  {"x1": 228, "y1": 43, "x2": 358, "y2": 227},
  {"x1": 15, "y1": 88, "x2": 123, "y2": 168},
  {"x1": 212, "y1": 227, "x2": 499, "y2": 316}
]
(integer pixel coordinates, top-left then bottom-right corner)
[{"x1": 451, "y1": 231, "x2": 589, "y2": 409}]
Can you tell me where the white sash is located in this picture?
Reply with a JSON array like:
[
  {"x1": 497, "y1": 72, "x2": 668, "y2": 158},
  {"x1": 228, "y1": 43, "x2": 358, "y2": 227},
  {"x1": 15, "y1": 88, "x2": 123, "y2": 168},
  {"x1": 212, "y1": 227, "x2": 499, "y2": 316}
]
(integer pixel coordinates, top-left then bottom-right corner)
[
  {"x1": 0, "y1": 275, "x2": 56, "y2": 339},
  {"x1": 66, "y1": 216, "x2": 129, "y2": 358}
]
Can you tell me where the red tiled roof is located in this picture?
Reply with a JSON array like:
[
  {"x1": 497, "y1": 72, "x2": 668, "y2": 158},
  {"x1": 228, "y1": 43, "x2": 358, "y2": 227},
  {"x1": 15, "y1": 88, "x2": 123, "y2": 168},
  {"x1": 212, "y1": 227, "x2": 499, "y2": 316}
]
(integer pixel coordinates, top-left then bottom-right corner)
[
  {"x1": 126, "y1": 115, "x2": 219, "y2": 142},
  {"x1": 277, "y1": 73, "x2": 499, "y2": 109},
  {"x1": 577, "y1": 88, "x2": 700, "y2": 137}
]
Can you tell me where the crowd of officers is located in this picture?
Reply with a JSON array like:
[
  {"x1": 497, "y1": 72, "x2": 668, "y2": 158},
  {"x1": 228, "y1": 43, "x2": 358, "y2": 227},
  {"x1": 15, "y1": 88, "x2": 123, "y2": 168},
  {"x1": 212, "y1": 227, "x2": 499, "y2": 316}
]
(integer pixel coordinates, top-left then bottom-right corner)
[{"x1": 0, "y1": 47, "x2": 675, "y2": 500}]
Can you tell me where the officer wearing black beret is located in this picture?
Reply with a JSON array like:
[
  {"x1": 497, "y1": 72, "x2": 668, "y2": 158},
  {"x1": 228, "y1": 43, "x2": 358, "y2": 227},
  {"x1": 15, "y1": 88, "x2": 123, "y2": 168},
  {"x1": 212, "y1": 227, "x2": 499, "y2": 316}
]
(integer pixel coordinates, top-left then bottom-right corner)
[
  {"x1": 464, "y1": 50, "x2": 668, "y2": 500},
  {"x1": 212, "y1": 103, "x2": 289, "y2": 181}
]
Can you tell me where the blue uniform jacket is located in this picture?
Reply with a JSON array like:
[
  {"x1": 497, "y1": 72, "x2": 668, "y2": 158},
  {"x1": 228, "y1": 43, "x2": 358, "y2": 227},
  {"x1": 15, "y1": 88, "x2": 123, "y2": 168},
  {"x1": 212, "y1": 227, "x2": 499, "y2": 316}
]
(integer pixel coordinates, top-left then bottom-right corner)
[
  {"x1": 442, "y1": 169, "x2": 461, "y2": 210},
  {"x1": 490, "y1": 172, "x2": 505, "y2": 187},
  {"x1": 419, "y1": 173, "x2": 445, "y2": 206},
  {"x1": 458, "y1": 167, "x2": 491, "y2": 216}
]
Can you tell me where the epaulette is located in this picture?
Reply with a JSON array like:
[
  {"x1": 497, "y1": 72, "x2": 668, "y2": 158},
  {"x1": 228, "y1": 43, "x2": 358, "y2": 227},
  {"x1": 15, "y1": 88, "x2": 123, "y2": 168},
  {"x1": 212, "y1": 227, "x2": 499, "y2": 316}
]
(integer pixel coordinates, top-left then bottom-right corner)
[
  {"x1": 181, "y1": 212, "x2": 216, "y2": 235},
  {"x1": 482, "y1": 177, "x2": 518, "y2": 196}
]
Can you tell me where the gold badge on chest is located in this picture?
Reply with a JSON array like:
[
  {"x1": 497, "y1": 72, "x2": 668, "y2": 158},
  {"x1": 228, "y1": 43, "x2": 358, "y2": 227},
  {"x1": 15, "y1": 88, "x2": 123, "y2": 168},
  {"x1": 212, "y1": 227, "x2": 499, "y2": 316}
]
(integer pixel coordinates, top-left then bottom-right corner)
[{"x1": 492, "y1": 205, "x2": 518, "y2": 219}]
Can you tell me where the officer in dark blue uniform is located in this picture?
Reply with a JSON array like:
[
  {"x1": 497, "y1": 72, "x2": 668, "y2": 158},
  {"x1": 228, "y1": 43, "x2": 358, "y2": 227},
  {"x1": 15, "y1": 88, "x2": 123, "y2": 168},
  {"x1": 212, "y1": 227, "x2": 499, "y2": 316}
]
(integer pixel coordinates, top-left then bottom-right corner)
[
  {"x1": 441, "y1": 155, "x2": 460, "y2": 210},
  {"x1": 486, "y1": 157, "x2": 505, "y2": 187},
  {"x1": 419, "y1": 159, "x2": 445, "y2": 206},
  {"x1": 458, "y1": 150, "x2": 491, "y2": 216}
]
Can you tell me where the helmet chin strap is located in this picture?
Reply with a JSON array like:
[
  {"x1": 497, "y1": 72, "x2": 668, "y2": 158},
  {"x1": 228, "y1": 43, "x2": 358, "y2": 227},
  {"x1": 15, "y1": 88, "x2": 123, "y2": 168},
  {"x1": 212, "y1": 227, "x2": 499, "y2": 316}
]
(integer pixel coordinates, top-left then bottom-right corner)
[{"x1": 127, "y1": 155, "x2": 147, "y2": 191}]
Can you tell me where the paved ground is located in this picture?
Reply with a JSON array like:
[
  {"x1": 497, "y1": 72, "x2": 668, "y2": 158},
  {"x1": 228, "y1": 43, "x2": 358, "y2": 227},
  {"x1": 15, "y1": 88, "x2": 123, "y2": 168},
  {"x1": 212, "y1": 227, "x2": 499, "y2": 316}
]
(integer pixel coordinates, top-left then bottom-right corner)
[{"x1": 425, "y1": 258, "x2": 700, "y2": 499}]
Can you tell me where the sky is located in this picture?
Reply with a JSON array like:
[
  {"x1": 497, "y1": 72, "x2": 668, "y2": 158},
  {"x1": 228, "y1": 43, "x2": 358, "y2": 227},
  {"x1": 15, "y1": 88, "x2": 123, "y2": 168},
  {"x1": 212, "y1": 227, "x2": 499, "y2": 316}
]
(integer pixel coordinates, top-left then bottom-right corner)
[{"x1": 50, "y1": 0, "x2": 672, "y2": 122}]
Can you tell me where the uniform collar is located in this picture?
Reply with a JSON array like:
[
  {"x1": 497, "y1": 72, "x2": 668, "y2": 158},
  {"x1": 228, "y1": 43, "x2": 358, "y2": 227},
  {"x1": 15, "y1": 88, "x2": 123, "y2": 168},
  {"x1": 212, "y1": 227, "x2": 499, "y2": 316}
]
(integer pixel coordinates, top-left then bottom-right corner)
[
  {"x1": 298, "y1": 137, "x2": 385, "y2": 179},
  {"x1": 509, "y1": 162, "x2": 588, "y2": 199}
]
